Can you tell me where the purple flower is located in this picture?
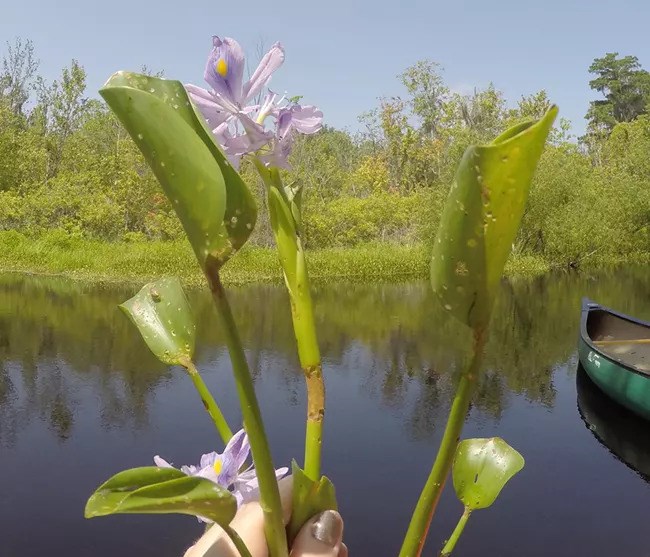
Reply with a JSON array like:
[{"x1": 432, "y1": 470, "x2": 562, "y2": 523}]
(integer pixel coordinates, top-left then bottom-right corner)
[
  {"x1": 187, "y1": 37, "x2": 284, "y2": 115},
  {"x1": 261, "y1": 103, "x2": 323, "y2": 169},
  {"x1": 185, "y1": 35, "x2": 323, "y2": 169},
  {"x1": 154, "y1": 428, "x2": 288, "y2": 520},
  {"x1": 213, "y1": 119, "x2": 272, "y2": 168},
  {"x1": 185, "y1": 37, "x2": 284, "y2": 166}
]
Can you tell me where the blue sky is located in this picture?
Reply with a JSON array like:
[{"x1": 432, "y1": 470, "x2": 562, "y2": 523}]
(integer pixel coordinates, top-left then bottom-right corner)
[{"x1": 2, "y1": 0, "x2": 649, "y2": 138}]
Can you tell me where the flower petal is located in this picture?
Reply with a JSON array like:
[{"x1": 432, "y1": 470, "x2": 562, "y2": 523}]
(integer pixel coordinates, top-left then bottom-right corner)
[
  {"x1": 236, "y1": 468, "x2": 257, "y2": 483},
  {"x1": 204, "y1": 36, "x2": 245, "y2": 106},
  {"x1": 232, "y1": 466, "x2": 289, "y2": 505},
  {"x1": 257, "y1": 90, "x2": 279, "y2": 122},
  {"x1": 277, "y1": 466, "x2": 289, "y2": 477},
  {"x1": 224, "y1": 152, "x2": 242, "y2": 169},
  {"x1": 220, "y1": 134, "x2": 255, "y2": 156},
  {"x1": 181, "y1": 464, "x2": 199, "y2": 476},
  {"x1": 290, "y1": 105, "x2": 323, "y2": 134},
  {"x1": 185, "y1": 84, "x2": 229, "y2": 130},
  {"x1": 276, "y1": 107, "x2": 294, "y2": 139},
  {"x1": 238, "y1": 115, "x2": 274, "y2": 149},
  {"x1": 199, "y1": 451, "x2": 219, "y2": 469},
  {"x1": 218, "y1": 429, "x2": 251, "y2": 486},
  {"x1": 153, "y1": 456, "x2": 173, "y2": 468},
  {"x1": 243, "y1": 42, "x2": 285, "y2": 102},
  {"x1": 218, "y1": 116, "x2": 273, "y2": 157},
  {"x1": 196, "y1": 465, "x2": 219, "y2": 483},
  {"x1": 261, "y1": 131, "x2": 293, "y2": 170},
  {"x1": 233, "y1": 478, "x2": 258, "y2": 505},
  {"x1": 211, "y1": 123, "x2": 243, "y2": 168},
  {"x1": 223, "y1": 429, "x2": 248, "y2": 455}
]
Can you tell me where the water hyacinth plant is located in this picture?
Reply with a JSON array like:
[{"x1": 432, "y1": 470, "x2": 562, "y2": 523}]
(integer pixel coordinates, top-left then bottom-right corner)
[
  {"x1": 85, "y1": 34, "x2": 555, "y2": 557},
  {"x1": 154, "y1": 428, "x2": 289, "y2": 512}
]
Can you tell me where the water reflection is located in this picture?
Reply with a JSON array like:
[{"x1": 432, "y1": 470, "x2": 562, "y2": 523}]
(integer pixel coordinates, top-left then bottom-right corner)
[
  {"x1": 577, "y1": 365, "x2": 650, "y2": 481},
  {"x1": 0, "y1": 277, "x2": 170, "y2": 446},
  {"x1": 4, "y1": 270, "x2": 650, "y2": 557},
  {"x1": 3, "y1": 269, "x2": 650, "y2": 447}
]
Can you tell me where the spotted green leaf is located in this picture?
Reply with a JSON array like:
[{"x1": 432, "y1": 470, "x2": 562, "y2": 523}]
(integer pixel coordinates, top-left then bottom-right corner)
[
  {"x1": 84, "y1": 466, "x2": 237, "y2": 525},
  {"x1": 100, "y1": 72, "x2": 256, "y2": 270},
  {"x1": 119, "y1": 277, "x2": 195, "y2": 366},
  {"x1": 288, "y1": 461, "x2": 338, "y2": 544},
  {"x1": 452, "y1": 437, "x2": 524, "y2": 510},
  {"x1": 431, "y1": 107, "x2": 558, "y2": 330}
]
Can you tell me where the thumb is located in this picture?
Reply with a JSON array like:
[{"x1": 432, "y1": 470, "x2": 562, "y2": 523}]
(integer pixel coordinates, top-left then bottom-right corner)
[{"x1": 290, "y1": 510, "x2": 345, "y2": 557}]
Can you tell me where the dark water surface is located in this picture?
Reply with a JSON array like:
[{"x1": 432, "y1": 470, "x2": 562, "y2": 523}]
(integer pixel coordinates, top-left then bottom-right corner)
[{"x1": 2, "y1": 270, "x2": 650, "y2": 557}]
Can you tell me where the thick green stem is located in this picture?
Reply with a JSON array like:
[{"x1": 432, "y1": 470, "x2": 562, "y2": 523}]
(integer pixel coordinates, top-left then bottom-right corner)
[
  {"x1": 399, "y1": 330, "x2": 486, "y2": 557},
  {"x1": 224, "y1": 525, "x2": 254, "y2": 557},
  {"x1": 254, "y1": 159, "x2": 325, "y2": 481},
  {"x1": 291, "y1": 242, "x2": 324, "y2": 480},
  {"x1": 439, "y1": 508, "x2": 472, "y2": 557},
  {"x1": 303, "y1": 363, "x2": 324, "y2": 480},
  {"x1": 205, "y1": 266, "x2": 288, "y2": 557},
  {"x1": 183, "y1": 360, "x2": 233, "y2": 444}
]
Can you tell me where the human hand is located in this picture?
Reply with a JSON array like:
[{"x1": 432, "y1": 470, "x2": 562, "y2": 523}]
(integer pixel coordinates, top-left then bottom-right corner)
[{"x1": 184, "y1": 477, "x2": 347, "y2": 557}]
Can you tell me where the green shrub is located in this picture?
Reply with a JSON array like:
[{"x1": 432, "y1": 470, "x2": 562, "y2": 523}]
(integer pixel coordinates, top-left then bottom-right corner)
[{"x1": 303, "y1": 190, "x2": 440, "y2": 248}]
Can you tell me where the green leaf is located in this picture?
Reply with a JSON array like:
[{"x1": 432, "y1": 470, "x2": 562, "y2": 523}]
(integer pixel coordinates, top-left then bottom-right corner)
[
  {"x1": 100, "y1": 72, "x2": 256, "y2": 270},
  {"x1": 452, "y1": 437, "x2": 524, "y2": 510},
  {"x1": 119, "y1": 277, "x2": 195, "y2": 366},
  {"x1": 268, "y1": 186, "x2": 299, "y2": 289},
  {"x1": 430, "y1": 107, "x2": 558, "y2": 329},
  {"x1": 85, "y1": 466, "x2": 237, "y2": 525},
  {"x1": 288, "y1": 461, "x2": 338, "y2": 544},
  {"x1": 287, "y1": 183, "x2": 304, "y2": 232}
]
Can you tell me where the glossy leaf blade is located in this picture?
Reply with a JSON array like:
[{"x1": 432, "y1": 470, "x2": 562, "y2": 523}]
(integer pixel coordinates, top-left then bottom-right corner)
[
  {"x1": 100, "y1": 72, "x2": 256, "y2": 269},
  {"x1": 85, "y1": 466, "x2": 237, "y2": 525},
  {"x1": 119, "y1": 277, "x2": 195, "y2": 366},
  {"x1": 288, "y1": 461, "x2": 338, "y2": 544},
  {"x1": 430, "y1": 107, "x2": 558, "y2": 329},
  {"x1": 452, "y1": 437, "x2": 524, "y2": 510},
  {"x1": 85, "y1": 467, "x2": 186, "y2": 513}
]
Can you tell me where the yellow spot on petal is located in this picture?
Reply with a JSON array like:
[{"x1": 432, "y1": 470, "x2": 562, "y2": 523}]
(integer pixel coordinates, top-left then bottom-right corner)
[
  {"x1": 213, "y1": 459, "x2": 222, "y2": 474},
  {"x1": 216, "y1": 59, "x2": 228, "y2": 77}
]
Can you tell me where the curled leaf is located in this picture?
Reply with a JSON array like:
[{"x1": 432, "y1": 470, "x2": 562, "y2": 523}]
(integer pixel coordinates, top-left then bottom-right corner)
[
  {"x1": 431, "y1": 107, "x2": 558, "y2": 329},
  {"x1": 288, "y1": 461, "x2": 338, "y2": 544},
  {"x1": 452, "y1": 437, "x2": 524, "y2": 510},
  {"x1": 84, "y1": 466, "x2": 237, "y2": 525},
  {"x1": 119, "y1": 277, "x2": 195, "y2": 366},
  {"x1": 267, "y1": 186, "x2": 299, "y2": 290},
  {"x1": 100, "y1": 72, "x2": 256, "y2": 270}
]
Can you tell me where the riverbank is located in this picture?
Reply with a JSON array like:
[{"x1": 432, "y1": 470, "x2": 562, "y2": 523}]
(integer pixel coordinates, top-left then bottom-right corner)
[{"x1": 0, "y1": 230, "x2": 552, "y2": 287}]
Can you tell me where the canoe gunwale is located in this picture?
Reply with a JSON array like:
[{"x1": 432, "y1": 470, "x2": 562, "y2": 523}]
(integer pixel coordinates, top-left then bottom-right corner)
[{"x1": 580, "y1": 297, "x2": 650, "y2": 379}]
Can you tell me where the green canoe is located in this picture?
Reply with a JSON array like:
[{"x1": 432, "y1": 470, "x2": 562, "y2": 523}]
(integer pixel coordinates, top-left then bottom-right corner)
[
  {"x1": 577, "y1": 366, "x2": 650, "y2": 480},
  {"x1": 578, "y1": 298, "x2": 650, "y2": 421}
]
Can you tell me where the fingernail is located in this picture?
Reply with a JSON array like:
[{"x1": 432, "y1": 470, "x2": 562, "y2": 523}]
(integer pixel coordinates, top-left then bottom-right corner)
[{"x1": 311, "y1": 510, "x2": 343, "y2": 547}]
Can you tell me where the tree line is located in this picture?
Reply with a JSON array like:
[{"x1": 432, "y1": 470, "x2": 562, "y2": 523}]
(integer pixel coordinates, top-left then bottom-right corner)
[{"x1": 1, "y1": 39, "x2": 650, "y2": 268}]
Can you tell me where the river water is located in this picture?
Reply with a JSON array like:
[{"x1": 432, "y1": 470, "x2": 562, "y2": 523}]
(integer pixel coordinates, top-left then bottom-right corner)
[{"x1": 1, "y1": 270, "x2": 650, "y2": 556}]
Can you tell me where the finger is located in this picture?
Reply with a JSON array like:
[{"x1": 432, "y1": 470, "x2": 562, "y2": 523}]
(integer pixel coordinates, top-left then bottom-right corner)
[
  {"x1": 229, "y1": 476, "x2": 294, "y2": 556},
  {"x1": 183, "y1": 525, "x2": 235, "y2": 557},
  {"x1": 338, "y1": 543, "x2": 348, "y2": 557},
  {"x1": 290, "y1": 510, "x2": 344, "y2": 557},
  {"x1": 184, "y1": 476, "x2": 294, "y2": 557}
]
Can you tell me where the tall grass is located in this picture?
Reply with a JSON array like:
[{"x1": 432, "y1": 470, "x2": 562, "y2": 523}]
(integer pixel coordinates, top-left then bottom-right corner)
[{"x1": 0, "y1": 230, "x2": 562, "y2": 287}]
